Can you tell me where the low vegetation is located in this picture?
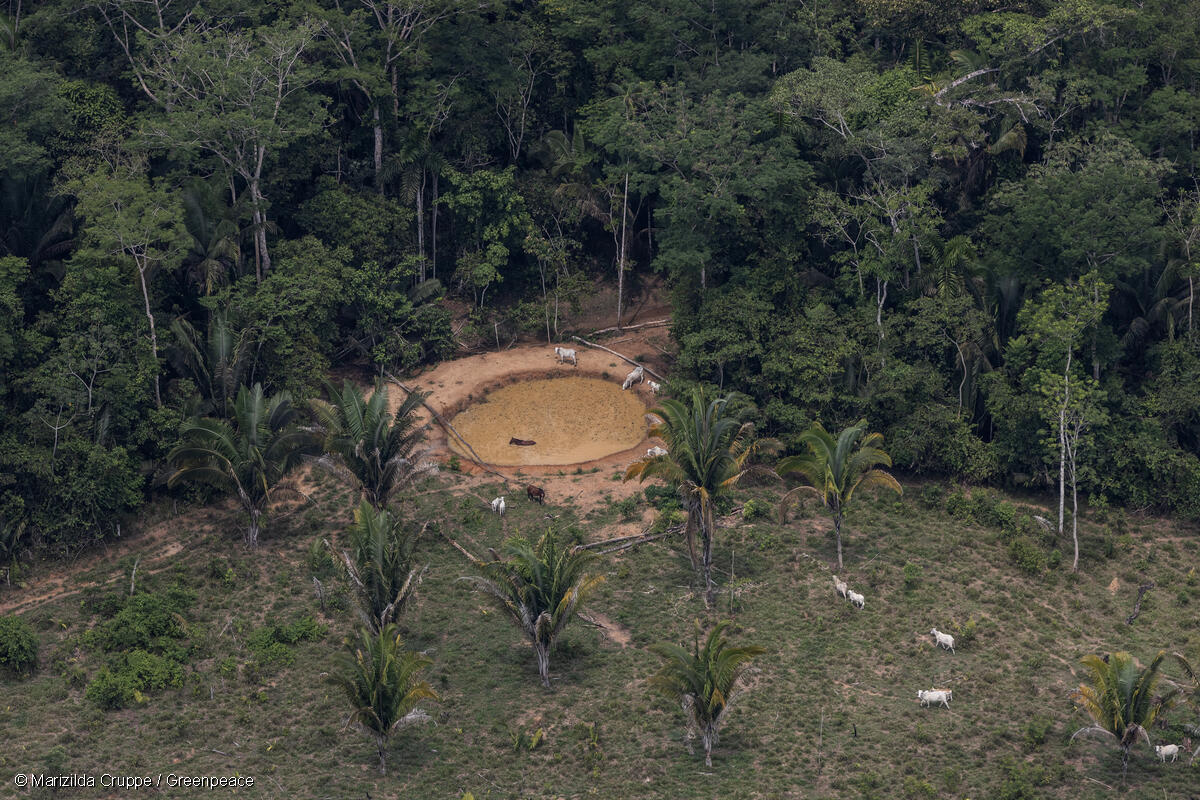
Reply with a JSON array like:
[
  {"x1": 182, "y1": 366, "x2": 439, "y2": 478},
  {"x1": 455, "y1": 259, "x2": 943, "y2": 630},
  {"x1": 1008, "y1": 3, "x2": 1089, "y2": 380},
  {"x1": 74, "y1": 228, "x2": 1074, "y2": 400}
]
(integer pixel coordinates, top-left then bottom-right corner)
[{"x1": 1, "y1": 470, "x2": 1196, "y2": 797}]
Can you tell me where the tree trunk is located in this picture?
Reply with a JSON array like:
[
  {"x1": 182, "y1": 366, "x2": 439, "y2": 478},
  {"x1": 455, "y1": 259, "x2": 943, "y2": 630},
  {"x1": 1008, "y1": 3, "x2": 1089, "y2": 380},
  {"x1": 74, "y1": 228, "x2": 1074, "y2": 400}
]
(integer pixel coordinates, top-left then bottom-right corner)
[
  {"x1": 135, "y1": 263, "x2": 162, "y2": 408},
  {"x1": 247, "y1": 508, "x2": 261, "y2": 548},
  {"x1": 535, "y1": 641, "x2": 551, "y2": 688},
  {"x1": 701, "y1": 500, "x2": 716, "y2": 608},
  {"x1": 703, "y1": 730, "x2": 714, "y2": 768},
  {"x1": 377, "y1": 734, "x2": 388, "y2": 774},
  {"x1": 431, "y1": 174, "x2": 439, "y2": 280},
  {"x1": 834, "y1": 508, "x2": 844, "y2": 570},
  {"x1": 416, "y1": 169, "x2": 426, "y2": 281},
  {"x1": 1071, "y1": 467, "x2": 1079, "y2": 572},
  {"x1": 373, "y1": 106, "x2": 383, "y2": 190},
  {"x1": 617, "y1": 171, "x2": 628, "y2": 329},
  {"x1": 1058, "y1": 351, "x2": 1071, "y2": 536}
]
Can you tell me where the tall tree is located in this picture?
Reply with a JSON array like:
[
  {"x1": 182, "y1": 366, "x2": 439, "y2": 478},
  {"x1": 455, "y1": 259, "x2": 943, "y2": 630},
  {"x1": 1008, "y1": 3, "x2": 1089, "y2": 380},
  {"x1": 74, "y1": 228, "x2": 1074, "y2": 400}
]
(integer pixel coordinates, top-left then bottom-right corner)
[
  {"x1": 1021, "y1": 272, "x2": 1110, "y2": 571},
  {"x1": 625, "y1": 389, "x2": 777, "y2": 607},
  {"x1": 649, "y1": 620, "x2": 765, "y2": 768},
  {"x1": 62, "y1": 154, "x2": 187, "y2": 409},
  {"x1": 1071, "y1": 650, "x2": 1178, "y2": 778},
  {"x1": 776, "y1": 420, "x2": 901, "y2": 570},
  {"x1": 330, "y1": 623, "x2": 438, "y2": 774},
  {"x1": 167, "y1": 383, "x2": 318, "y2": 547},
  {"x1": 141, "y1": 17, "x2": 327, "y2": 278},
  {"x1": 461, "y1": 529, "x2": 604, "y2": 688}
]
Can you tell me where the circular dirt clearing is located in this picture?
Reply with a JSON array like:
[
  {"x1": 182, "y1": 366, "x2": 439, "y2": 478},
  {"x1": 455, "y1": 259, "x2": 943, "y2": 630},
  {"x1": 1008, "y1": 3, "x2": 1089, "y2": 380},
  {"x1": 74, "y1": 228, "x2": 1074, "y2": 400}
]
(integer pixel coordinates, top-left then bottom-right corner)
[{"x1": 448, "y1": 376, "x2": 649, "y2": 466}]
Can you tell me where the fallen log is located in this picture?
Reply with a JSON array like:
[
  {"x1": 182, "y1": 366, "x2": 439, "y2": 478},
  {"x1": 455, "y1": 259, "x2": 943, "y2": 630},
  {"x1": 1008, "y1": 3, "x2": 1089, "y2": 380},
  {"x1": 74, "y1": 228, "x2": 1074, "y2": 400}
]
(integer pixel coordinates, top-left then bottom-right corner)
[
  {"x1": 589, "y1": 318, "x2": 670, "y2": 336},
  {"x1": 1125, "y1": 582, "x2": 1155, "y2": 625},
  {"x1": 595, "y1": 531, "x2": 671, "y2": 556},
  {"x1": 569, "y1": 336, "x2": 666, "y2": 382}
]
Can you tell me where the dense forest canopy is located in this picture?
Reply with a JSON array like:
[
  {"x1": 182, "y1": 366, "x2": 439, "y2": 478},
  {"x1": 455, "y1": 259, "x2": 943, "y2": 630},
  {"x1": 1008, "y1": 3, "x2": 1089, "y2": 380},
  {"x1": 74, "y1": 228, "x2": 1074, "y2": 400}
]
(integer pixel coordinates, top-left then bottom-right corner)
[{"x1": 3, "y1": 0, "x2": 1200, "y2": 553}]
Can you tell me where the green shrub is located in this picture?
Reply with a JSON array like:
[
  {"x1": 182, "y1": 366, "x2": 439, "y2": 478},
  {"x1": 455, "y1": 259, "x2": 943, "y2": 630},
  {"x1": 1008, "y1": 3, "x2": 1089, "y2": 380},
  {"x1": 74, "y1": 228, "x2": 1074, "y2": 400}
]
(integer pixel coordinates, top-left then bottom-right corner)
[
  {"x1": 950, "y1": 617, "x2": 978, "y2": 648},
  {"x1": 944, "y1": 489, "x2": 973, "y2": 520},
  {"x1": 1008, "y1": 536, "x2": 1046, "y2": 574},
  {"x1": 643, "y1": 485, "x2": 679, "y2": 511},
  {"x1": 1047, "y1": 548, "x2": 1063, "y2": 570},
  {"x1": 613, "y1": 497, "x2": 638, "y2": 521},
  {"x1": 0, "y1": 615, "x2": 38, "y2": 677},
  {"x1": 85, "y1": 649, "x2": 183, "y2": 709},
  {"x1": 902, "y1": 562, "x2": 921, "y2": 591},
  {"x1": 741, "y1": 498, "x2": 771, "y2": 520},
  {"x1": 246, "y1": 616, "x2": 325, "y2": 677},
  {"x1": 1023, "y1": 716, "x2": 1053, "y2": 750},
  {"x1": 84, "y1": 587, "x2": 195, "y2": 657},
  {"x1": 917, "y1": 483, "x2": 945, "y2": 510}
]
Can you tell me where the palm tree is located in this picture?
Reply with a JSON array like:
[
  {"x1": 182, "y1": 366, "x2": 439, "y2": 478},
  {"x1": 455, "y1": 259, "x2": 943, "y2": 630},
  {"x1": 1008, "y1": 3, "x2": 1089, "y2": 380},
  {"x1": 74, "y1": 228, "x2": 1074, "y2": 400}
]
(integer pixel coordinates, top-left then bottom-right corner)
[
  {"x1": 1071, "y1": 650, "x2": 1179, "y2": 778},
  {"x1": 330, "y1": 624, "x2": 438, "y2": 774},
  {"x1": 310, "y1": 381, "x2": 434, "y2": 510},
  {"x1": 169, "y1": 309, "x2": 251, "y2": 418},
  {"x1": 461, "y1": 529, "x2": 604, "y2": 688},
  {"x1": 167, "y1": 383, "x2": 317, "y2": 547},
  {"x1": 776, "y1": 420, "x2": 901, "y2": 570},
  {"x1": 336, "y1": 500, "x2": 425, "y2": 632},
  {"x1": 180, "y1": 182, "x2": 243, "y2": 296},
  {"x1": 625, "y1": 389, "x2": 777, "y2": 608},
  {"x1": 0, "y1": 516, "x2": 26, "y2": 586},
  {"x1": 648, "y1": 620, "x2": 765, "y2": 768},
  {"x1": 1173, "y1": 652, "x2": 1200, "y2": 763}
]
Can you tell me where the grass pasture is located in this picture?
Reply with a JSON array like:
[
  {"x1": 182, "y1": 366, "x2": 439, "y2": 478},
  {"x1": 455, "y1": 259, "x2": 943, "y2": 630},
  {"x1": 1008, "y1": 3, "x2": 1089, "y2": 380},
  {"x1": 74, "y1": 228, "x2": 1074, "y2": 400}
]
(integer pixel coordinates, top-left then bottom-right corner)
[{"x1": 1, "y1": 470, "x2": 1198, "y2": 799}]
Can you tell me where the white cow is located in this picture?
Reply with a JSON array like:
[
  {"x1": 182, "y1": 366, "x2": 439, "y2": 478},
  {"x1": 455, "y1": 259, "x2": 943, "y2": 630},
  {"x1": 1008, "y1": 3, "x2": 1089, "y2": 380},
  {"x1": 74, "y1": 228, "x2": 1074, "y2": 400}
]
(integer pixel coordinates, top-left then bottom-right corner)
[
  {"x1": 917, "y1": 689, "x2": 952, "y2": 708},
  {"x1": 1155, "y1": 744, "x2": 1180, "y2": 763},
  {"x1": 930, "y1": 628, "x2": 956, "y2": 653},
  {"x1": 647, "y1": 380, "x2": 661, "y2": 393},
  {"x1": 490, "y1": 496, "x2": 506, "y2": 516},
  {"x1": 847, "y1": 589, "x2": 865, "y2": 609},
  {"x1": 622, "y1": 366, "x2": 645, "y2": 390},
  {"x1": 646, "y1": 446, "x2": 668, "y2": 458},
  {"x1": 833, "y1": 575, "x2": 848, "y2": 599},
  {"x1": 554, "y1": 346, "x2": 577, "y2": 365}
]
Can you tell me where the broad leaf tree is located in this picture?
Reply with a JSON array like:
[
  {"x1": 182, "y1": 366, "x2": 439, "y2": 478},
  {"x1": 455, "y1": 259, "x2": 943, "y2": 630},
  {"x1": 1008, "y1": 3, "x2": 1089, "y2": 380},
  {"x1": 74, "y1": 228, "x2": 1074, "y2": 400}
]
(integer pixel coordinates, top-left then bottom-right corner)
[
  {"x1": 63, "y1": 155, "x2": 187, "y2": 409},
  {"x1": 141, "y1": 18, "x2": 327, "y2": 279}
]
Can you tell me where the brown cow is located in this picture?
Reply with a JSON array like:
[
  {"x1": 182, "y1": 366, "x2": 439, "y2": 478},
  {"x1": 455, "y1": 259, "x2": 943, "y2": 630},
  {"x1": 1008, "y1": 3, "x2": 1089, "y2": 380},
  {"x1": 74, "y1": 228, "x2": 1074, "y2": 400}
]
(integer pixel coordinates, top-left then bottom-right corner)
[
  {"x1": 526, "y1": 485, "x2": 546, "y2": 504},
  {"x1": 509, "y1": 437, "x2": 536, "y2": 446}
]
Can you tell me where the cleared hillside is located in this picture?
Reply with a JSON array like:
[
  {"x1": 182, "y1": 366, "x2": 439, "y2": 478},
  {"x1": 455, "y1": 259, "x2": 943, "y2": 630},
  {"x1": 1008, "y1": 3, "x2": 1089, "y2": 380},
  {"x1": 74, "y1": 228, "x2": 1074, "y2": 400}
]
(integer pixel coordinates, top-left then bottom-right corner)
[{"x1": 1, "y1": 468, "x2": 1197, "y2": 799}]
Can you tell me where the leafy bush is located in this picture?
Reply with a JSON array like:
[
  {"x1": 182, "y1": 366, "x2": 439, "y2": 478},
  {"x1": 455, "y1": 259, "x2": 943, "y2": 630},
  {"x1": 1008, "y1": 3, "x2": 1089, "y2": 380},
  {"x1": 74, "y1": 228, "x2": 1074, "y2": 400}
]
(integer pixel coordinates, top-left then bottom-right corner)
[
  {"x1": 902, "y1": 562, "x2": 922, "y2": 591},
  {"x1": 246, "y1": 616, "x2": 325, "y2": 676},
  {"x1": 0, "y1": 615, "x2": 38, "y2": 677},
  {"x1": 917, "y1": 483, "x2": 945, "y2": 510},
  {"x1": 945, "y1": 488, "x2": 974, "y2": 520},
  {"x1": 84, "y1": 587, "x2": 195, "y2": 659},
  {"x1": 1023, "y1": 716, "x2": 1053, "y2": 750},
  {"x1": 1008, "y1": 536, "x2": 1047, "y2": 574},
  {"x1": 643, "y1": 485, "x2": 680, "y2": 511},
  {"x1": 85, "y1": 649, "x2": 183, "y2": 709},
  {"x1": 741, "y1": 498, "x2": 771, "y2": 520},
  {"x1": 613, "y1": 497, "x2": 638, "y2": 521},
  {"x1": 950, "y1": 617, "x2": 979, "y2": 648}
]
